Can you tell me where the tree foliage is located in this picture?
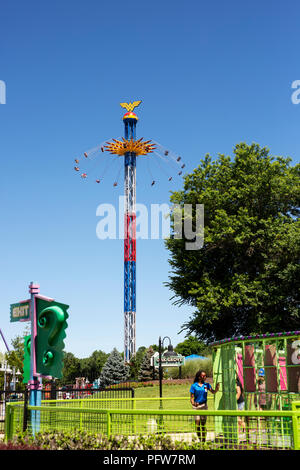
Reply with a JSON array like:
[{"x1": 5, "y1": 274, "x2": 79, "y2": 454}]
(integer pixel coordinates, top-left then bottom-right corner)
[
  {"x1": 138, "y1": 346, "x2": 158, "y2": 381},
  {"x1": 99, "y1": 348, "x2": 129, "y2": 387},
  {"x1": 79, "y1": 350, "x2": 109, "y2": 383},
  {"x1": 166, "y1": 143, "x2": 300, "y2": 342},
  {"x1": 59, "y1": 350, "x2": 109, "y2": 385},
  {"x1": 60, "y1": 352, "x2": 81, "y2": 385},
  {"x1": 128, "y1": 346, "x2": 147, "y2": 380},
  {"x1": 7, "y1": 335, "x2": 24, "y2": 372},
  {"x1": 174, "y1": 336, "x2": 210, "y2": 357}
]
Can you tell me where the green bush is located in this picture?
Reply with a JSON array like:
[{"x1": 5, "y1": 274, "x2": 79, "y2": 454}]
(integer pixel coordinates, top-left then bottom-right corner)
[
  {"x1": 0, "y1": 442, "x2": 42, "y2": 450},
  {"x1": 167, "y1": 357, "x2": 213, "y2": 380},
  {"x1": 12, "y1": 430, "x2": 209, "y2": 450}
]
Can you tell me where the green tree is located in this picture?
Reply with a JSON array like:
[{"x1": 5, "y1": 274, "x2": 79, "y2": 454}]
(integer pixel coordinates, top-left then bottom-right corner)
[
  {"x1": 128, "y1": 346, "x2": 147, "y2": 380},
  {"x1": 1, "y1": 331, "x2": 29, "y2": 389},
  {"x1": 80, "y1": 350, "x2": 109, "y2": 383},
  {"x1": 175, "y1": 336, "x2": 210, "y2": 357},
  {"x1": 7, "y1": 335, "x2": 24, "y2": 372},
  {"x1": 166, "y1": 143, "x2": 300, "y2": 342},
  {"x1": 60, "y1": 352, "x2": 81, "y2": 385},
  {"x1": 99, "y1": 348, "x2": 129, "y2": 387},
  {"x1": 149, "y1": 344, "x2": 159, "y2": 353},
  {"x1": 138, "y1": 346, "x2": 158, "y2": 381}
]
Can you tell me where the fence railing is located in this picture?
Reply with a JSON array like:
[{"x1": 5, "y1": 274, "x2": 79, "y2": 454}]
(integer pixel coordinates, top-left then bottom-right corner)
[
  {"x1": 0, "y1": 387, "x2": 134, "y2": 434},
  {"x1": 41, "y1": 387, "x2": 135, "y2": 401},
  {"x1": 4, "y1": 398, "x2": 300, "y2": 450},
  {"x1": 0, "y1": 390, "x2": 26, "y2": 434}
]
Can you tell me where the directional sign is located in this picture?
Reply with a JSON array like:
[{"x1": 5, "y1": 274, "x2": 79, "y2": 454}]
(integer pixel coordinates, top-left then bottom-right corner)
[
  {"x1": 153, "y1": 354, "x2": 185, "y2": 368},
  {"x1": 10, "y1": 301, "x2": 30, "y2": 322}
]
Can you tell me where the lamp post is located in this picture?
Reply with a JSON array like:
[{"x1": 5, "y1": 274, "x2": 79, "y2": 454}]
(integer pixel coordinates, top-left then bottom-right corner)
[
  {"x1": 0, "y1": 362, "x2": 21, "y2": 393},
  {"x1": 11, "y1": 367, "x2": 21, "y2": 392},
  {"x1": 0, "y1": 361, "x2": 12, "y2": 391},
  {"x1": 158, "y1": 336, "x2": 177, "y2": 398}
]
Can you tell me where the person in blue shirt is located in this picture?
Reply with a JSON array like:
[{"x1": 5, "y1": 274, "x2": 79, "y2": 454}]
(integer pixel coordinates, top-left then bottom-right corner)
[{"x1": 190, "y1": 370, "x2": 220, "y2": 442}]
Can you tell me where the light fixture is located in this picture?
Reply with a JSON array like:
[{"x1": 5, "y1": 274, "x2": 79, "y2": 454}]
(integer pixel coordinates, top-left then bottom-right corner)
[{"x1": 163, "y1": 343, "x2": 177, "y2": 357}]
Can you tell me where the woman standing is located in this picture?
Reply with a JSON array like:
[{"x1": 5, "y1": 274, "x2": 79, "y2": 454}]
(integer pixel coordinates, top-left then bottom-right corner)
[
  {"x1": 190, "y1": 370, "x2": 220, "y2": 443},
  {"x1": 236, "y1": 377, "x2": 246, "y2": 433}
]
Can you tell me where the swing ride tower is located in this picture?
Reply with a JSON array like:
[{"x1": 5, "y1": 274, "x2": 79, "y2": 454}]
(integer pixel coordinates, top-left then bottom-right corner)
[{"x1": 105, "y1": 101, "x2": 155, "y2": 363}]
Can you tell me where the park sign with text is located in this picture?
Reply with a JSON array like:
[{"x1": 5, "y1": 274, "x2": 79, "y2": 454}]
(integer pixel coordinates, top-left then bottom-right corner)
[
  {"x1": 10, "y1": 301, "x2": 30, "y2": 322},
  {"x1": 153, "y1": 353, "x2": 185, "y2": 368}
]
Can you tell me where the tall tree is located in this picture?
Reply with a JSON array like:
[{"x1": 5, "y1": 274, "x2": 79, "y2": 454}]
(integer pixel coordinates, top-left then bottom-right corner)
[
  {"x1": 80, "y1": 350, "x2": 109, "y2": 382},
  {"x1": 128, "y1": 346, "x2": 147, "y2": 380},
  {"x1": 175, "y1": 336, "x2": 210, "y2": 357},
  {"x1": 3, "y1": 329, "x2": 29, "y2": 389},
  {"x1": 7, "y1": 335, "x2": 24, "y2": 372},
  {"x1": 99, "y1": 348, "x2": 129, "y2": 387},
  {"x1": 166, "y1": 143, "x2": 300, "y2": 342},
  {"x1": 61, "y1": 352, "x2": 81, "y2": 385},
  {"x1": 138, "y1": 346, "x2": 158, "y2": 381}
]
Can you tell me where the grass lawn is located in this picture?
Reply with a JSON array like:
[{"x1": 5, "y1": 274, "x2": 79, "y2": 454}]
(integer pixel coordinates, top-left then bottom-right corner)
[
  {"x1": 112, "y1": 382, "x2": 215, "y2": 435},
  {"x1": 134, "y1": 382, "x2": 214, "y2": 411},
  {"x1": 135, "y1": 383, "x2": 190, "y2": 399}
]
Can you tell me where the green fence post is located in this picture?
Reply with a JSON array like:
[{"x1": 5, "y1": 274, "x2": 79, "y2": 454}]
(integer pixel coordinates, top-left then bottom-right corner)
[
  {"x1": 106, "y1": 411, "x2": 111, "y2": 438},
  {"x1": 291, "y1": 406, "x2": 300, "y2": 450},
  {"x1": 133, "y1": 397, "x2": 136, "y2": 435},
  {"x1": 4, "y1": 403, "x2": 13, "y2": 442},
  {"x1": 80, "y1": 399, "x2": 83, "y2": 431},
  {"x1": 23, "y1": 388, "x2": 29, "y2": 432}
]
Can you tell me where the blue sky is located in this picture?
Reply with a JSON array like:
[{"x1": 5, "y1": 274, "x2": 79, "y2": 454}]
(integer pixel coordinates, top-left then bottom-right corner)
[{"x1": 0, "y1": 0, "x2": 299, "y2": 358}]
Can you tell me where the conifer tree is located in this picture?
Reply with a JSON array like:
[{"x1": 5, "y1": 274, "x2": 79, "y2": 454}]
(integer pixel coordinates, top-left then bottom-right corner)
[
  {"x1": 99, "y1": 348, "x2": 129, "y2": 387},
  {"x1": 138, "y1": 346, "x2": 158, "y2": 381}
]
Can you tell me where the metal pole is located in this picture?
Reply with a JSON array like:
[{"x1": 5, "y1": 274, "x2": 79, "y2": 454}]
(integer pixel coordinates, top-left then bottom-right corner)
[
  {"x1": 3, "y1": 365, "x2": 7, "y2": 392},
  {"x1": 159, "y1": 336, "x2": 162, "y2": 399},
  {"x1": 22, "y1": 388, "x2": 29, "y2": 432},
  {"x1": 12, "y1": 367, "x2": 15, "y2": 392},
  {"x1": 158, "y1": 336, "x2": 164, "y2": 433},
  {"x1": 29, "y1": 282, "x2": 41, "y2": 435}
]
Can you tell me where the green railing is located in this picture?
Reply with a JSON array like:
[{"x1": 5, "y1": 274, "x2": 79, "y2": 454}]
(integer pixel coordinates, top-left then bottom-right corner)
[{"x1": 5, "y1": 398, "x2": 300, "y2": 450}]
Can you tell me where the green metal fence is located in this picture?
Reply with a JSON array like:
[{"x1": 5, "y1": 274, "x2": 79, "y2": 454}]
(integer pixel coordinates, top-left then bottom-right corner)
[
  {"x1": 4, "y1": 397, "x2": 300, "y2": 450},
  {"x1": 212, "y1": 333, "x2": 300, "y2": 413}
]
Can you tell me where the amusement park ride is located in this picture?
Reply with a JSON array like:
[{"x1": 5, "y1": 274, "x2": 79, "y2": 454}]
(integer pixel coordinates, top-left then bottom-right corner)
[
  {"x1": 74, "y1": 100, "x2": 185, "y2": 362},
  {"x1": 0, "y1": 329, "x2": 10, "y2": 353}
]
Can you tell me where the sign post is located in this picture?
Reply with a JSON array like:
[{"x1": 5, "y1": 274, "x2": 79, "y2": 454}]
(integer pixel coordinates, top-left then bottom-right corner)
[
  {"x1": 156, "y1": 336, "x2": 185, "y2": 399},
  {"x1": 9, "y1": 283, "x2": 40, "y2": 433},
  {"x1": 28, "y1": 282, "x2": 42, "y2": 435},
  {"x1": 10, "y1": 282, "x2": 69, "y2": 435}
]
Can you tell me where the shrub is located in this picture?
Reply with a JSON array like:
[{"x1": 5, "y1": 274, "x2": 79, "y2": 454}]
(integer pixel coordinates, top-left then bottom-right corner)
[
  {"x1": 167, "y1": 357, "x2": 213, "y2": 380},
  {"x1": 12, "y1": 430, "x2": 208, "y2": 450},
  {"x1": 0, "y1": 441, "x2": 42, "y2": 450}
]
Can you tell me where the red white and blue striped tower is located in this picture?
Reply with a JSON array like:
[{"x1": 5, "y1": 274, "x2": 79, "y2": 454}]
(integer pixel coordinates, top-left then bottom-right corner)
[
  {"x1": 105, "y1": 101, "x2": 155, "y2": 362},
  {"x1": 124, "y1": 111, "x2": 137, "y2": 363}
]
